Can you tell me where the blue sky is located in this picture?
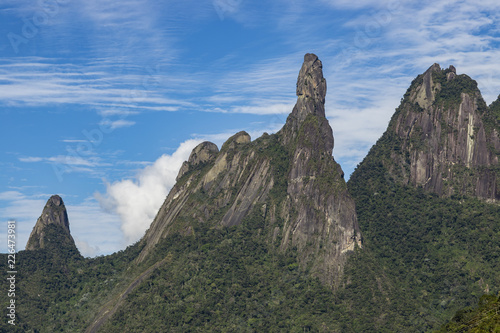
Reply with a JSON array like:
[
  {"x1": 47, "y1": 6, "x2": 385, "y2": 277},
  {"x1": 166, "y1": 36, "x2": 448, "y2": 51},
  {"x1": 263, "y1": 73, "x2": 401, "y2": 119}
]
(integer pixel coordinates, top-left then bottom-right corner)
[{"x1": 1, "y1": 0, "x2": 500, "y2": 256}]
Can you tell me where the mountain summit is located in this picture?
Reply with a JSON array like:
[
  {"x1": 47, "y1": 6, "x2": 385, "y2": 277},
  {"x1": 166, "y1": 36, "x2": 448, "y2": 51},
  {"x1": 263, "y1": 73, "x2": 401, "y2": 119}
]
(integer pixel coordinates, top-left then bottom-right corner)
[
  {"x1": 281, "y1": 53, "x2": 332, "y2": 152},
  {"x1": 347, "y1": 64, "x2": 500, "y2": 331},
  {"x1": 362, "y1": 63, "x2": 500, "y2": 200},
  {"x1": 26, "y1": 195, "x2": 78, "y2": 252},
  {"x1": 136, "y1": 53, "x2": 361, "y2": 288}
]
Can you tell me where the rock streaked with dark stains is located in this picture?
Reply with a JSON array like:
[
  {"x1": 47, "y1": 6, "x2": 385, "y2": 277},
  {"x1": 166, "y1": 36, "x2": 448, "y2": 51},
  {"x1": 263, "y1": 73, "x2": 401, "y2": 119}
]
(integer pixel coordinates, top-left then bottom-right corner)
[
  {"x1": 387, "y1": 64, "x2": 500, "y2": 200},
  {"x1": 136, "y1": 54, "x2": 361, "y2": 289},
  {"x1": 279, "y1": 53, "x2": 360, "y2": 288}
]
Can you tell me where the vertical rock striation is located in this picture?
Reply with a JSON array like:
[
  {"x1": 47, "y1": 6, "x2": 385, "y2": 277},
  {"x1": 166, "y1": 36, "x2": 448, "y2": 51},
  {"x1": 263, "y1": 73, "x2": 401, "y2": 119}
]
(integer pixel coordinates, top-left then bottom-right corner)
[
  {"x1": 279, "y1": 54, "x2": 361, "y2": 287},
  {"x1": 382, "y1": 64, "x2": 500, "y2": 200}
]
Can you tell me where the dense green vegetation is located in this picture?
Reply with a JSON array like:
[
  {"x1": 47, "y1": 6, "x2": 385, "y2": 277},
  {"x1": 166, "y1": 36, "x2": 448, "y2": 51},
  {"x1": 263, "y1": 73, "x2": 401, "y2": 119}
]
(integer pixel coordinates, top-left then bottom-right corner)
[
  {"x1": 3, "y1": 131, "x2": 499, "y2": 332},
  {"x1": 433, "y1": 70, "x2": 480, "y2": 108},
  {"x1": 0, "y1": 231, "x2": 144, "y2": 333},
  {"x1": 3, "y1": 170, "x2": 499, "y2": 331},
  {"x1": 344, "y1": 129, "x2": 500, "y2": 331},
  {"x1": 1, "y1": 213, "x2": 350, "y2": 332},
  {"x1": 435, "y1": 293, "x2": 500, "y2": 332},
  {"x1": 100, "y1": 218, "x2": 343, "y2": 332},
  {"x1": 490, "y1": 96, "x2": 500, "y2": 123},
  {"x1": 6, "y1": 178, "x2": 497, "y2": 332},
  {"x1": 487, "y1": 96, "x2": 500, "y2": 139}
]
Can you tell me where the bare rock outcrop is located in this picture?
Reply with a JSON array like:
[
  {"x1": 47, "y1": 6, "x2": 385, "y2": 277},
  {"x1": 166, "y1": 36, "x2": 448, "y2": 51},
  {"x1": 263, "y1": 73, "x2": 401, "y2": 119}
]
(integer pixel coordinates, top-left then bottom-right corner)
[
  {"x1": 26, "y1": 195, "x2": 78, "y2": 252},
  {"x1": 386, "y1": 64, "x2": 500, "y2": 200},
  {"x1": 279, "y1": 53, "x2": 361, "y2": 287},
  {"x1": 176, "y1": 141, "x2": 219, "y2": 181}
]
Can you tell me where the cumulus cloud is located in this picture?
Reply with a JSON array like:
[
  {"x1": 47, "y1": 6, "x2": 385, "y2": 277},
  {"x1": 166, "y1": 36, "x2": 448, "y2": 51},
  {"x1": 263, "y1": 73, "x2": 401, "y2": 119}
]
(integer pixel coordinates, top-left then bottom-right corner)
[
  {"x1": 65, "y1": 197, "x2": 123, "y2": 256},
  {"x1": 95, "y1": 139, "x2": 202, "y2": 245}
]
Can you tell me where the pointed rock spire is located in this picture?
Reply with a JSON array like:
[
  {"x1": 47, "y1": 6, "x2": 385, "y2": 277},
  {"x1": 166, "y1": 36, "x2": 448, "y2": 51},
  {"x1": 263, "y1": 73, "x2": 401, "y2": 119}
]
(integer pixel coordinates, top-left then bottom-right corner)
[
  {"x1": 282, "y1": 53, "x2": 333, "y2": 153},
  {"x1": 26, "y1": 195, "x2": 77, "y2": 251},
  {"x1": 294, "y1": 53, "x2": 327, "y2": 121}
]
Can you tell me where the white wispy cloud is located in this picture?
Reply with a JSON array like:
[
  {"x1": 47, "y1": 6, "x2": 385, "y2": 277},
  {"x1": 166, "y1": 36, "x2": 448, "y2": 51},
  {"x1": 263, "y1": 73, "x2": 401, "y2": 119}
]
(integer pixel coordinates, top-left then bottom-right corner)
[
  {"x1": 220, "y1": 102, "x2": 295, "y2": 115},
  {"x1": 199, "y1": 54, "x2": 303, "y2": 117},
  {"x1": 214, "y1": 55, "x2": 299, "y2": 98},
  {"x1": 99, "y1": 119, "x2": 136, "y2": 130},
  {"x1": 19, "y1": 155, "x2": 106, "y2": 167},
  {"x1": 17, "y1": 154, "x2": 111, "y2": 181},
  {"x1": 61, "y1": 139, "x2": 89, "y2": 143},
  {"x1": 0, "y1": 59, "x2": 194, "y2": 114},
  {"x1": 319, "y1": 0, "x2": 405, "y2": 9}
]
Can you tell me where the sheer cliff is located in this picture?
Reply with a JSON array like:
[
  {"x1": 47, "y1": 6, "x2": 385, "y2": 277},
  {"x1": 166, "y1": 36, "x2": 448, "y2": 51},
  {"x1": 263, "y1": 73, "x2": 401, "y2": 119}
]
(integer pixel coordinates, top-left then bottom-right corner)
[{"x1": 136, "y1": 53, "x2": 361, "y2": 288}]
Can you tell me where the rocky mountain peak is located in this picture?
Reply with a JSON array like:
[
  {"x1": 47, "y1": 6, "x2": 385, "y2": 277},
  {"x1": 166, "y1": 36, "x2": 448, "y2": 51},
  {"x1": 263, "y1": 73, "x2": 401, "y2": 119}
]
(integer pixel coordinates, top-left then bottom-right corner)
[
  {"x1": 282, "y1": 53, "x2": 333, "y2": 153},
  {"x1": 295, "y1": 53, "x2": 326, "y2": 115},
  {"x1": 177, "y1": 141, "x2": 219, "y2": 181},
  {"x1": 382, "y1": 64, "x2": 500, "y2": 200},
  {"x1": 410, "y1": 63, "x2": 443, "y2": 109},
  {"x1": 221, "y1": 131, "x2": 251, "y2": 151},
  {"x1": 137, "y1": 54, "x2": 361, "y2": 288},
  {"x1": 188, "y1": 141, "x2": 219, "y2": 164},
  {"x1": 26, "y1": 195, "x2": 77, "y2": 251}
]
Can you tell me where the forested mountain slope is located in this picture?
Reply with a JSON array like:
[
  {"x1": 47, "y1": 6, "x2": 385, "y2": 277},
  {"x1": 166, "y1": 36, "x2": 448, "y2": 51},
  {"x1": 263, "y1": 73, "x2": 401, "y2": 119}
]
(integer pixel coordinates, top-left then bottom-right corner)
[{"x1": 344, "y1": 64, "x2": 500, "y2": 331}]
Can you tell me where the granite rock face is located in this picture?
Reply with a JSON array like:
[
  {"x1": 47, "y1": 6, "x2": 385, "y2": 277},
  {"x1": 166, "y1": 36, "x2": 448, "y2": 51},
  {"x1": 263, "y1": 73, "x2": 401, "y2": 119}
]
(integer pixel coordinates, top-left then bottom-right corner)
[
  {"x1": 386, "y1": 64, "x2": 500, "y2": 200},
  {"x1": 26, "y1": 195, "x2": 77, "y2": 251},
  {"x1": 176, "y1": 141, "x2": 219, "y2": 181},
  {"x1": 137, "y1": 54, "x2": 361, "y2": 288}
]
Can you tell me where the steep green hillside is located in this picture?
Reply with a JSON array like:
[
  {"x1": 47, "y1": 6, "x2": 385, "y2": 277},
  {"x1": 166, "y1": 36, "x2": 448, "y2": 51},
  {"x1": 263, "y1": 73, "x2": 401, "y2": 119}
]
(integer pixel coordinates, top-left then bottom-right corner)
[
  {"x1": 1, "y1": 218, "x2": 359, "y2": 332},
  {"x1": 0, "y1": 240, "x2": 143, "y2": 332},
  {"x1": 436, "y1": 293, "x2": 500, "y2": 332},
  {"x1": 344, "y1": 118, "x2": 500, "y2": 332},
  {"x1": 99, "y1": 219, "x2": 344, "y2": 332},
  {"x1": 340, "y1": 62, "x2": 500, "y2": 331},
  {"x1": 349, "y1": 170, "x2": 499, "y2": 330}
]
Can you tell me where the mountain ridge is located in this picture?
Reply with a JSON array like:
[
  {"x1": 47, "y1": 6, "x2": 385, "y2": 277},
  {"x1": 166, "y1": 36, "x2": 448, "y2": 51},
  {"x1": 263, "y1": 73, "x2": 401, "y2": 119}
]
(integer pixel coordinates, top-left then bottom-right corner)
[
  {"x1": 345, "y1": 62, "x2": 500, "y2": 331},
  {"x1": 6, "y1": 56, "x2": 499, "y2": 333},
  {"x1": 136, "y1": 53, "x2": 361, "y2": 288}
]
